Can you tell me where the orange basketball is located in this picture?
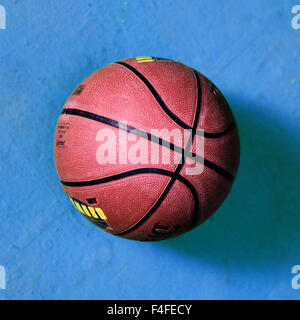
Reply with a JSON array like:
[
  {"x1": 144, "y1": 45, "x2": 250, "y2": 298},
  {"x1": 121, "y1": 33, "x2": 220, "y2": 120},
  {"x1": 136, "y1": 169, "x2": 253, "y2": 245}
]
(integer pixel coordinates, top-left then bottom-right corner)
[{"x1": 54, "y1": 57, "x2": 240, "y2": 241}]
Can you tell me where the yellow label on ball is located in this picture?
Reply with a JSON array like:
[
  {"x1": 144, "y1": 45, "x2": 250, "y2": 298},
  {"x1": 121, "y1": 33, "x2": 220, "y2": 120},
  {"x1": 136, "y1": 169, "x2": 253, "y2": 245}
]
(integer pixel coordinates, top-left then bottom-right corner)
[
  {"x1": 136, "y1": 56, "x2": 154, "y2": 63},
  {"x1": 69, "y1": 197, "x2": 108, "y2": 229}
]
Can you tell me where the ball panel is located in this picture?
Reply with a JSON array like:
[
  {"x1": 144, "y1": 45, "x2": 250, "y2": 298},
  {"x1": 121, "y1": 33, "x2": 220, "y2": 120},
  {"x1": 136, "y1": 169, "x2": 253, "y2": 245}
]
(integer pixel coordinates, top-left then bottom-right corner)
[
  {"x1": 119, "y1": 58, "x2": 197, "y2": 128},
  {"x1": 54, "y1": 114, "x2": 183, "y2": 182},
  {"x1": 63, "y1": 174, "x2": 171, "y2": 234},
  {"x1": 64, "y1": 63, "x2": 191, "y2": 136},
  {"x1": 190, "y1": 127, "x2": 240, "y2": 178},
  {"x1": 198, "y1": 73, "x2": 234, "y2": 133},
  {"x1": 120, "y1": 179, "x2": 195, "y2": 241},
  {"x1": 180, "y1": 163, "x2": 233, "y2": 226}
]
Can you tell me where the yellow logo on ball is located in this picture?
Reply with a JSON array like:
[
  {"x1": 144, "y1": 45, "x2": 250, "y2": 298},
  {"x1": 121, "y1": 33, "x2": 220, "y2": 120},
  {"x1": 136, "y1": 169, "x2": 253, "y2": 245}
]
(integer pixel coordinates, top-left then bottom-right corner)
[
  {"x1": 69, "y1": 197, "x2": 108, "y2": 229},
  {"x1": 136, "y1": 56, "x2": 154, "y2": 63}
]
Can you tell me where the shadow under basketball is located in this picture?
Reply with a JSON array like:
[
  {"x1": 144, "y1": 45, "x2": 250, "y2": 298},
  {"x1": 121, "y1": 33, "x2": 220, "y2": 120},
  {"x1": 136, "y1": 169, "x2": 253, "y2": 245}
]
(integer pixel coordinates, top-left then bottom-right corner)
[{"x1": 160, "y1": 95, "x2": 300, "y2": 266}]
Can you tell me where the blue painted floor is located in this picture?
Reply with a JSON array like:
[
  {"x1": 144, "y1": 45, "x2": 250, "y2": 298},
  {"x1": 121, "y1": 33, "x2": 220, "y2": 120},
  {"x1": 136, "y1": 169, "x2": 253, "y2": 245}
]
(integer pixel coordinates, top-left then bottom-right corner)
[{"x1": 0, "y1": 0, "x2": 299, "y2": 299}]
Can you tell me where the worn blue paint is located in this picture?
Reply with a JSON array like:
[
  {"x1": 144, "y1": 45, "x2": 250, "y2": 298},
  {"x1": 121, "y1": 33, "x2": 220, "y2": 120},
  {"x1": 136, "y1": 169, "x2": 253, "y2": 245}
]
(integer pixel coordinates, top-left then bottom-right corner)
[{"x1": 0, "y1": 0, "x2": 299, "y2": 299}]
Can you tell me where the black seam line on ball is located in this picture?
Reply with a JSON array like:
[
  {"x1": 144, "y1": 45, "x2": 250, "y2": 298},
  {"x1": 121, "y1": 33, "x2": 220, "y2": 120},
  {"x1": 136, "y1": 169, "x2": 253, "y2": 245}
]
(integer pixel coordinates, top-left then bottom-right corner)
[
  {"x1": 61, "y1": 161, "x2": 233, "y2": 190},
  {"x1": 115, "y1": 61, "x2": 192, "y2": 130},
  {"x1": 61, "y1": 168, "x2": 200, "y2": 235},
  {"x1": 116, "y1": 70, "x2": 202, "y2": 236},
  {"x1": 62, "y1": 108, "x2": 184, "y2": 155},
  {"x1": 61, "y1": 108, "x2": 234, "y2": 183},
  {"x1": 204, "y1": 121, "x2": 237, "y2": 138},
  {"x1": 62, "y1": 168, "x2": 189, "y2": 188}
]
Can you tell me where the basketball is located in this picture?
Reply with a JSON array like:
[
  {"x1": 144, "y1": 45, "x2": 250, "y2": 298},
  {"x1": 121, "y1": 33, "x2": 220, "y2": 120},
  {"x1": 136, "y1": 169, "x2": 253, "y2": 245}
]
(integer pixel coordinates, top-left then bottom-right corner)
[{"x1": 54, "y1": 57, "x2": 240, "y2": 241}]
